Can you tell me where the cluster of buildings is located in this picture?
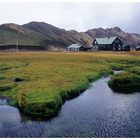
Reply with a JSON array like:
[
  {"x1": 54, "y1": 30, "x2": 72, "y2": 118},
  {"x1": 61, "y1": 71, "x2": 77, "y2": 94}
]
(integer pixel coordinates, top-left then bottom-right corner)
[{"x1": 67, "y1": 36, "x2": 134, "y2": 51}]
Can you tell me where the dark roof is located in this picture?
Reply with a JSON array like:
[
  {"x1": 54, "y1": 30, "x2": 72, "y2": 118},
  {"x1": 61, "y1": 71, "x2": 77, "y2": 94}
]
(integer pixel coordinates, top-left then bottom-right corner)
[
  {"x1": 123, "y1": 44, "x2": 131, "y2": 47},
  {"x1": 136, "y1": 46, "x2": 140, "y2": 49}
]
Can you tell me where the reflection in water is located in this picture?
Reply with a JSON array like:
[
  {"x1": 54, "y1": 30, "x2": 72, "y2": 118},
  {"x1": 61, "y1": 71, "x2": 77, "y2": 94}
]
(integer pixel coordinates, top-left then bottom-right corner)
[{"x1": 0, "y1": 77, "x2": 140, "y2": 137}]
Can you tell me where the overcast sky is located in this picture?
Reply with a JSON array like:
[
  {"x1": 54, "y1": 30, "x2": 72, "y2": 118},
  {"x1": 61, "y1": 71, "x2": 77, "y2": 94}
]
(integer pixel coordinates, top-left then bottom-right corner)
[{"x1": 0, "y1": 2, "x2": 140, "y2": 33}]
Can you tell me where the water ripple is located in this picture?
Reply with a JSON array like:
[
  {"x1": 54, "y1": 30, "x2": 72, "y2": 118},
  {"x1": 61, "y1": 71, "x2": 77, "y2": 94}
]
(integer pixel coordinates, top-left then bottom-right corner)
[{"x1": 1, "y1": 77, "x2": 140, "y2": 137}]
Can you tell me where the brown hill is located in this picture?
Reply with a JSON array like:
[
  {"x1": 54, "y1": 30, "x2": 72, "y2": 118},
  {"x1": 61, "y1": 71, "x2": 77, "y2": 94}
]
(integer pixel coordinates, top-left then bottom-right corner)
[{"x1": 0, "y1": 21, "x2": 140, "y2": 50}]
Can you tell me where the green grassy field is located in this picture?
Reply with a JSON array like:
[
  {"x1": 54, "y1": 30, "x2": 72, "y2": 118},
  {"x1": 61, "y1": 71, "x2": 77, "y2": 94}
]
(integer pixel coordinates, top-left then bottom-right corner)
[{"x1": 0, "y1": 51, "x2": 140, "y2": 117}]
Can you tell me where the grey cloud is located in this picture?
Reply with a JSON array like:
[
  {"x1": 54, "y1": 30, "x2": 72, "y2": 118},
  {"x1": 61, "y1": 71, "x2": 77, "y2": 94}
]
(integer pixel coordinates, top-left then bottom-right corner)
[{"x1": 0, "y1": 3, "x2": 140, "y2": 33}]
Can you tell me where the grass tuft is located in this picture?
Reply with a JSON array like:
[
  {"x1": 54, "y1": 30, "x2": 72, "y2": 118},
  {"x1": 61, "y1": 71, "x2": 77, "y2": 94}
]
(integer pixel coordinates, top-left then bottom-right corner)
[{"x1": 108, "y1": 66, "x2": 140, "y2": 93}]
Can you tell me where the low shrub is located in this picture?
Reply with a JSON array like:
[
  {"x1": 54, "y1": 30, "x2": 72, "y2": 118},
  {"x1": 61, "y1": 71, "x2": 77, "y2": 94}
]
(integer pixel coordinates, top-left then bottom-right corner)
[
  {"x1": 108, "y1": 67, "x2": 140, "y2": 92},
  {"x1": 0, "y1": 83, "x2": 16, "y2": 91},
  {"x1": 14, "y1": 76, "x2": 25, "y2": 82},
  {"x1": 0, "y1": 76, "x2": 5, "y2": 80}
]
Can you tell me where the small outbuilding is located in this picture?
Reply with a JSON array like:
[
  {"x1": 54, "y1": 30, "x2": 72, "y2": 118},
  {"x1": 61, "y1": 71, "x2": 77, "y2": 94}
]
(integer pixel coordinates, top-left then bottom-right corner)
[
  {"x1": 67, "y1": 44, "x2": 85, "y2": 51},
  {"x1": 122, "y1": 45, "x2": 131, "y2": 51},
  {"x1": 136, "y1": 46, "x2": 140, "y2": 51}
]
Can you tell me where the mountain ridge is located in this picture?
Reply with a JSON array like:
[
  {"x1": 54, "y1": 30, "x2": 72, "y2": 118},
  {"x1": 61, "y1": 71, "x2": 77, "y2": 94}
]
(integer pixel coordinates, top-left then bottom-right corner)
[{"x1": 0, "y1": 21, "x2": 140, "y2": 50}]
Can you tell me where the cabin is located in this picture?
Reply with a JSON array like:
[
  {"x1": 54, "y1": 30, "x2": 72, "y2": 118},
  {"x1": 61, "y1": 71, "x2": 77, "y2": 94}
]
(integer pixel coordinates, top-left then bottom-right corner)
[
  {"x1": 122, "y1": 45, "x2": 131, "y2": 51},
  {"x1": 136, "y1": 46, "x2": 140, "y2": 51},
  {"x1": 93, "y1": 36, "x2": 123, "y2": 51},
  {"x1": 67, "y1": 44, "x2": 85, "y2": 51}
]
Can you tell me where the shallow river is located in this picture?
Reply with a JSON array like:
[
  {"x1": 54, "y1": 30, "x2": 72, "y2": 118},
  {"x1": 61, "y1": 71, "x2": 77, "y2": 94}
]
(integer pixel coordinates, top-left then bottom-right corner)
[{"x1": 1, "y1": 76, "x2": 140, "y2": 137}]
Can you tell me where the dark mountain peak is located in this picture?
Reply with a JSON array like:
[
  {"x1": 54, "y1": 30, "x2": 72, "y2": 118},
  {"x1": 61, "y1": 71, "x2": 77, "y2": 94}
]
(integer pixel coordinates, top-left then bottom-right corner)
[
  {"x1": 1, "y1": 23, "x2": 20, "y2": 28},
  {"x1": 99, "y1": 27, "x2": 105, "y2": 30},
  {"x1": 0, "y1": 23, "x2": 26, "y2": 33},
  {"x1": 23, "y1": 21, "x2": 47, "y2": 28},
  {"x1": 23, "y1": 21, "x2": 64, "y2": 31},
  {"x1": 68, "y1": 30, "x2": 78, "y2": 34},
  {"x1": 23, "y1": 21, "x2": 49, "y2": 26},
  {"x1": 112, "y1": 26, "x2": 122, "y2": 32}
]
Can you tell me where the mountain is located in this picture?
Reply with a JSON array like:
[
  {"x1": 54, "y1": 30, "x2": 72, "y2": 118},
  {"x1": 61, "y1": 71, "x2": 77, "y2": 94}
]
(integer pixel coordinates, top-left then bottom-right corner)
[
  {"x1": 22, "y1": 22, "x2": 93, "y2": 50},
  {"x1": 0, "y1": 21, "x2": 140, "y2": 50},
  {"x1": 0, "y1": 23, "x2": 46, "y2": 46},
  {"x1": 86, "y1": 27, "x2": 140, "y2": 47}
]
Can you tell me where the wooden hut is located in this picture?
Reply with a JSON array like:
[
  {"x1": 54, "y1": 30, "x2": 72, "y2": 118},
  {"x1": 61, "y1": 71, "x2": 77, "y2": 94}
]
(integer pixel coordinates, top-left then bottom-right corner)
[
  {"x1": 93, "y1": 36, "x2": 123, "y2": 51},
  {"x1": 122, "y1": 45, "x2": 131, "y2": 51},
  {"x1": 136, "y1": 46, "x2": 140, "y2": 51},
  {"x1": 67, "y1": 44, "x2": 85, "y2": 51}
]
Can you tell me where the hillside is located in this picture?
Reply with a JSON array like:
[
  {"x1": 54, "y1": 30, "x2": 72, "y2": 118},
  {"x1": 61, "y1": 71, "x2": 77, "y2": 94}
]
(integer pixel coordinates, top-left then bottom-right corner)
[
  {"x1": 86, "y1": 27, "x2": 140, "y2": 47},
  {"x1": 0, "y1": 22, "x2": 140, "y2": 50},
  {"x1": 22, "y1": 22, "x2": 93, "y2": 50},
  {"x1": 0, "y1": 23, "x2": 45, "y2": 46}
]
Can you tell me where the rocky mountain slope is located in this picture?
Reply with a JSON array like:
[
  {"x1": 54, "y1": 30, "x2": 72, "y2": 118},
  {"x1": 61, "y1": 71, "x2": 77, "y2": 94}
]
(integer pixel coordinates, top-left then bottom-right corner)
[
  {"x1": 86, "y1": 27, "x2": 140, "y2": 47},
  {"x1": 0, "y1": 21, "x2": 140, "y2": 50}
]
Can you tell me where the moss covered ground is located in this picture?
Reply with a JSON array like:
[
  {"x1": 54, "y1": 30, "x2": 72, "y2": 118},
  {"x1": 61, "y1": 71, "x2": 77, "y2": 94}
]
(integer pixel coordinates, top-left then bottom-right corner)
[{"x1": 0, "y1": 51, "x2": 140, "y2": 116}]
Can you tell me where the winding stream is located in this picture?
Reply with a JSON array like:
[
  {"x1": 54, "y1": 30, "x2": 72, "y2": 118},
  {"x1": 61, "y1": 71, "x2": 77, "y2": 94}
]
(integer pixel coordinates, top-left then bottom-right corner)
[{"x1": 1, "y1": 76, "x2": 140, "y2": 137}]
